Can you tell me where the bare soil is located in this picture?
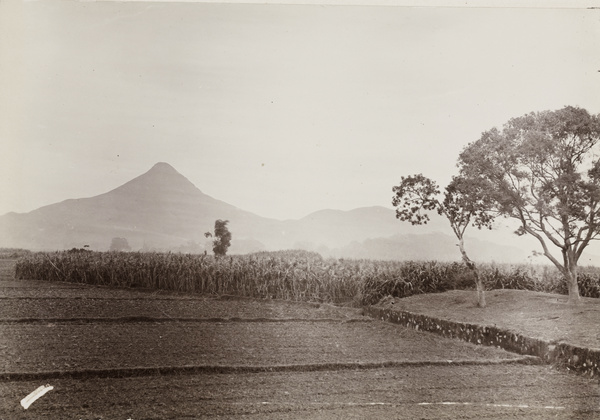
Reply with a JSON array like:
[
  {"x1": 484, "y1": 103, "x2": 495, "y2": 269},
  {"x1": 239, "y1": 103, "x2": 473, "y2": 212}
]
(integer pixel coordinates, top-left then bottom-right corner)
[
  {"x1": 378, "y1": 289, "x2": 600, "y2": 349},
  {"x1": 2, "y1": 365, "x2": 598, "y2": 420},
  {"x1": 0, "y1": 287, "x2": 362, "y2": 321},
  {"x1": 1, "y1": 320, "x2": 525, "y2": 374}
]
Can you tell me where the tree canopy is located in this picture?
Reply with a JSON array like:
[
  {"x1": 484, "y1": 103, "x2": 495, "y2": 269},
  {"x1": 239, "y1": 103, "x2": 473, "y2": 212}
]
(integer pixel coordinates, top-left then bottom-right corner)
[
  {"x1": 109, "y1": 237, "x2": 131, "y2": 252},
  {"x1": 392, "y1": 174, "x2": 492, "y2": 307},
  {"x1": 205, "y1": 219, "x2": 232, "y2": 256},
  {"x1": 458, "y1": 106, "x2": 600, "y2": 303}
]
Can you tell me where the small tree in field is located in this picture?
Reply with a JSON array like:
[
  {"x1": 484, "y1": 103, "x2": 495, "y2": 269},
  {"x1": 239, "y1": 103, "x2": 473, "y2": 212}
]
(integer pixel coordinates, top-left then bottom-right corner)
[
  {"x1": 458, "y1": 106, "x2": 600, "y2": 305},
  {"x1": 204, "y1": 219, "x2": 232, "y2": 256},
  {"x1": 109, "y1": 237, "x2": 131, "y2": 252},
  {"x1": 392, "y1": 174, "x2": 493, "y2": 307}
]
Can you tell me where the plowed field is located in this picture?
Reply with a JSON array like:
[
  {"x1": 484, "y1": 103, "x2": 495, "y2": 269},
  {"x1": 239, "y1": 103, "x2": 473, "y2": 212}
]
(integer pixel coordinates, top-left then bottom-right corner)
[{"x1": 0, "y1": 260, "x2": 598, "y2": 419}]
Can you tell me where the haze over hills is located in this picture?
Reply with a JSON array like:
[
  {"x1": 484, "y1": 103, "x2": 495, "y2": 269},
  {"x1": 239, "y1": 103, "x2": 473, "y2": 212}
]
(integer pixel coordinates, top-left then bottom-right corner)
[
  {"x1": 0, "y1": 163, "x2": 277, "y2": 253},
  {"x1": 1, "y1": 162, "x2": 595, "y2": 264}
]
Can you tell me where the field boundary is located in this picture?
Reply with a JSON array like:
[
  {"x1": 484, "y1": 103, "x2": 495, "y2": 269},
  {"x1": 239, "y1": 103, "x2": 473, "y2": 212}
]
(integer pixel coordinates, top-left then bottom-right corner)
[
  {"x1": 365, "y1": 306, "x2": 600, "y2": 379},
  {"x1": 0, "y1": 296, "x2": 214, "y2": 301},
  {"x1": 0, "y1": 357, "x2": 542, "y2": 382},
  {"x1": 0, "y1": 316, "x2": 371, "y2": 325}
]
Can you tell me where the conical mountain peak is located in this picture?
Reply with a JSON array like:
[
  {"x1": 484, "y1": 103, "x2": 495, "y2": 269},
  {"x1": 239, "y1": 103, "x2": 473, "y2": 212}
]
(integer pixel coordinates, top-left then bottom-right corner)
[
  {"x1": 113, "y1": 162, "x2": 200, "y2": 196},
  {"x1": 148, "y1": 162, "x2": 178, "y2": 174}
]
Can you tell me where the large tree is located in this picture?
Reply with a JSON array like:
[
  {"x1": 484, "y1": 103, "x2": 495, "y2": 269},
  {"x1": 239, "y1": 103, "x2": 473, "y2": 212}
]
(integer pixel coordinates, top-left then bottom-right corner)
[
  {"x1": 392, "y1": 174, "x2": 493, "y2": 307},
  {"x1": 458, "y1": 106, "x2": 600, "y2": 304}
]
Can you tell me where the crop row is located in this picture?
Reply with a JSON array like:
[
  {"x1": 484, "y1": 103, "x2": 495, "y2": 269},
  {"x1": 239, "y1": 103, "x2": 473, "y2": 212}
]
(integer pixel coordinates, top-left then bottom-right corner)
[{"x1": 14, "y1": 250, "x2": 600, "y2": 305}]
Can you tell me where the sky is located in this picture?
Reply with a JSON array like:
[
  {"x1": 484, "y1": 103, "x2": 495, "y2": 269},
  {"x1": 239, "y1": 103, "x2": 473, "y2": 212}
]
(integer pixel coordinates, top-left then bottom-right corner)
[{"x1": 1, "y1": 0, "x2": 599, "y2": 222}]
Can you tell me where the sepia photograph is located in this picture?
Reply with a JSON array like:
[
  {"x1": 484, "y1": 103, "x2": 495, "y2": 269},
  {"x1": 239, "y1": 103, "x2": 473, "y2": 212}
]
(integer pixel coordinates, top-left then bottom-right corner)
[{"x1": 1, "y1": 0, "x2": 599, "y2": 418}]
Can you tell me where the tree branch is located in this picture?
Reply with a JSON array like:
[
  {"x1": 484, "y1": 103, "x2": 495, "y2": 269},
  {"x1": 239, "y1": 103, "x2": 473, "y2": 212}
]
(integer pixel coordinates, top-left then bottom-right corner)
[
  {"x1": 511, "y1": 207, "x2": 565, "y2": 272},
  {"x1": 523, "y1": 223, "x2": 566, "y2": 274}
]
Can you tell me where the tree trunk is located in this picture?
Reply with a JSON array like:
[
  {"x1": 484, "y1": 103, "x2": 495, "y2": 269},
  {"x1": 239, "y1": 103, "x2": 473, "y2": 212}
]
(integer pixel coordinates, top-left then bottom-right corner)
[
  {"x1": 457, "y1": 237, "x2": 486, "y2": 308},
  {"x1": 565, "y1": 268, "x2": 581, "y2": 305},
  {"x1": 474, "y1": 269, "x2": 486, "y2": 308}
]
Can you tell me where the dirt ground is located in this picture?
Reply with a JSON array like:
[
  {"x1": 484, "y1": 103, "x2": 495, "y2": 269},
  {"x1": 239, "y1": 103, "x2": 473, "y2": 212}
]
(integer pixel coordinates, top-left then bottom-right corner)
[
  {"x1": 377, "y1": 289, "x2": 600, "y2": 349},
  {"x1": 1, "y1": 259, "x2": 599, "y2": 419},
  {"x1": 0, "y1": 287, "x2": 362, "y2": 321},
  {"x1": 2, "y1": 365, "x2": 598, "y2": 419}
]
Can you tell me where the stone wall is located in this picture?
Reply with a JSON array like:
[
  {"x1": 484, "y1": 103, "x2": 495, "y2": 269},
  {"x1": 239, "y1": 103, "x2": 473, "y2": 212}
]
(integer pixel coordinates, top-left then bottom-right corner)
[{"x1": 366, "y1": 306, "x2": 599, "y2": 379}]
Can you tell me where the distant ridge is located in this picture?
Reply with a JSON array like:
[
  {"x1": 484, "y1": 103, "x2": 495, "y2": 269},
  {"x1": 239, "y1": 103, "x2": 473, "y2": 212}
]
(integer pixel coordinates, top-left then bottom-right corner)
[
  {"x1": 0, "y1": 162, "x2": 270, "y2": 252},
  {"x1": 0, "y1": 162, "x2": 549, "y2": 263}
]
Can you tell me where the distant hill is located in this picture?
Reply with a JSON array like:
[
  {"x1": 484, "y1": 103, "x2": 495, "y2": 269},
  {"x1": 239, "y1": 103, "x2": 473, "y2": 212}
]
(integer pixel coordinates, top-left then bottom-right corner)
[
  {"x1": 328, "y1": 232, "x2": 527, "y2": 263},
  {"x1": 280, "y1": 206, "x2": 448, "y2": 250},
  {"x1": 2, "y1": 162, "x2": 590, "y2": 264}
]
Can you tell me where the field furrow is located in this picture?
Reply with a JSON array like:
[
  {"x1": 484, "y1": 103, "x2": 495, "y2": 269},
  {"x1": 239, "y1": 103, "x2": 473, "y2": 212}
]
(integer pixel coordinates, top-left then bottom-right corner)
[
  {"x1": 0, "y1": 296, "x2": 361, "y2": 320},
  {"x1": 0, "y1": 321, "x2": 523, "y2": 374},
  {"x1": 2, "y1": 365, "x2": 598, "y2": 420}
]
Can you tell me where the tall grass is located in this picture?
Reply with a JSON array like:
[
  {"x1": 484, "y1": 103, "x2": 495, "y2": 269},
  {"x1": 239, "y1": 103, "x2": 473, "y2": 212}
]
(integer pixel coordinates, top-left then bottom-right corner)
[
  {"x1": 15, "y1": 250, "x2": 600, "y2": 305},
  {"x1": 16, "y1": 250, "x2": 361, "y2": 304}
]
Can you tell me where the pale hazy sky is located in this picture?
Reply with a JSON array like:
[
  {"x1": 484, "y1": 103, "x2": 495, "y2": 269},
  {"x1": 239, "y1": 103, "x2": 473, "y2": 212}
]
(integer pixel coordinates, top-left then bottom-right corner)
[{"x1": 1, "y1": 0, "x2": 599, "y2": 221}]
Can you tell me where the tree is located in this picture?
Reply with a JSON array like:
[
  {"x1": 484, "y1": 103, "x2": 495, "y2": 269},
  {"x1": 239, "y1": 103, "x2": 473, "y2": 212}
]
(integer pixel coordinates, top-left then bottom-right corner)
[
  {"x1": 458, "y1": 106, "x2": 600, "y2": 305},
  {"x1": 109, "y1": 237, "x2": 131, "y2": 252},
  {"x1": 204, "y1": 219, "x2": 232, "y2": 256},
  {"x1": 392, "y1": 174, "x2": 493, "y2": 307}
]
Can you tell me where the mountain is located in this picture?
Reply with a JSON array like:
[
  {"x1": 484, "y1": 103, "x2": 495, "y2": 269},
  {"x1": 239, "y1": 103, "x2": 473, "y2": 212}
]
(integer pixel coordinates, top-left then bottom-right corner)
[
  {"x1": 0, "y1": 163, "x2": 276, "y2": 252},
  {"x1": 0, "y1": 162, "x2": 447, "y2": 253},
  {"x1": 276, "y1": 206, "x2": 452, "y2": 254},
  {"x1": 329, "y1": 232, "x2": 527, "y2": 263},
  {"x1": 0, "y1": 162, "x2": 569, "y2": 263}
]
